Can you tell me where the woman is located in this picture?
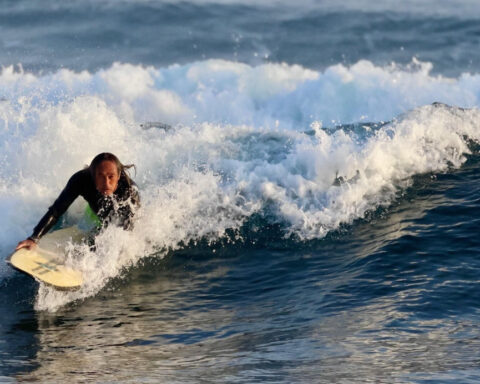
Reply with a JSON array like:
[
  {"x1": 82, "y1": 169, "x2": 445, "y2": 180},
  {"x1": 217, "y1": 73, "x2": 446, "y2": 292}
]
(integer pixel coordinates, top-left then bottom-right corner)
[{"x1": 16, "y1": 153, "x2": 140, "y2": 250}]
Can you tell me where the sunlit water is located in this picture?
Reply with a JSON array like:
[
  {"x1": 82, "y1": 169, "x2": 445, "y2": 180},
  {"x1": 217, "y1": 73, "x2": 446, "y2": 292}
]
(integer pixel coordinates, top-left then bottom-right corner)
[{"x1": 1, "y1": 1, "x2": 480, "y2": 383}]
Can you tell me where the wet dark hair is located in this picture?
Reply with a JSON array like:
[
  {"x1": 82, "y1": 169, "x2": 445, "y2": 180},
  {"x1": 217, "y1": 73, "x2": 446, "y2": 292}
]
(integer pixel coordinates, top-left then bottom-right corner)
[{"x1": 89, "y1": 152, "x2": 136, "y2": 187}]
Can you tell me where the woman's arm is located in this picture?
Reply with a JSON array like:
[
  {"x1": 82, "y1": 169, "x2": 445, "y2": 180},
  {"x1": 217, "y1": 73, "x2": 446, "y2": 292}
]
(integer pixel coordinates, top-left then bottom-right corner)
[{"x1": 15, "y1": 171, "x2": 84, "y2": 250}]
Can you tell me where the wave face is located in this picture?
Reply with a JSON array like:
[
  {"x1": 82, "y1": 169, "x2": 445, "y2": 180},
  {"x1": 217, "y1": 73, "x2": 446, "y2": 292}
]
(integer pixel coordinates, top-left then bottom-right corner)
[
  {"x1": 1, "y1": 60, "x2": 480, "y2": 310},
  {"x1": 1, "y1": 3, "x2": 480, "y2": 382}
]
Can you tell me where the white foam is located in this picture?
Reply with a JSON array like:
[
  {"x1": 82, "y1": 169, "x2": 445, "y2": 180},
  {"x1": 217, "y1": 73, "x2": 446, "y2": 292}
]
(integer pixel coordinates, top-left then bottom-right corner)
[{"x1": 1, "y1": 60, "x2": 480, "y2": 310}]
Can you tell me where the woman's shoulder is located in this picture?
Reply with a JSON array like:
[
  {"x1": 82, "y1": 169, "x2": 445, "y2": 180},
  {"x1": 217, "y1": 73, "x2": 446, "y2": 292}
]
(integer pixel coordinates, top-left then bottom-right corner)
[
  {"x1": 64, "y1": 169, "x2": 94, "y2": 193},
  {"x1": 69, "y1": 168, "x2": 91, "y2": 183}
]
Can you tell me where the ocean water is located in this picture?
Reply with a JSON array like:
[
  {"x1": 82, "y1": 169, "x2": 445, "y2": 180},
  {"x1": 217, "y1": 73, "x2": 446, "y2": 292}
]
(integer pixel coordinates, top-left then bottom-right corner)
[{"x1": 1, "y1": 1, "x2": 480, "y2": 382}]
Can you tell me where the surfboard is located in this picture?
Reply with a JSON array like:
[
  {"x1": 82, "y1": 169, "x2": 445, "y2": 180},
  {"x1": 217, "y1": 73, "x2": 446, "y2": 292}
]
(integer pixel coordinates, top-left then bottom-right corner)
[{"x1": 7, "y1": 226, "x2": 85, "y2": 291}]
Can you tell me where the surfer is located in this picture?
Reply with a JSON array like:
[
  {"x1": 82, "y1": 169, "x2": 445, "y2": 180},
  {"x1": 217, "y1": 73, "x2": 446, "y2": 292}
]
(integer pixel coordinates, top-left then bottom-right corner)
[{"x1": 15, "y1": 152, "x2": 140, "y2": 251}]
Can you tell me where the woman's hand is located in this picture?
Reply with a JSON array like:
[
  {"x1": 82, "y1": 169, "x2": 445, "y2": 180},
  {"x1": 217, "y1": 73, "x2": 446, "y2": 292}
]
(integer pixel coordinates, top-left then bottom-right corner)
[{"x1": 15, "y1": 239, "x2": 37, "y2": 251}]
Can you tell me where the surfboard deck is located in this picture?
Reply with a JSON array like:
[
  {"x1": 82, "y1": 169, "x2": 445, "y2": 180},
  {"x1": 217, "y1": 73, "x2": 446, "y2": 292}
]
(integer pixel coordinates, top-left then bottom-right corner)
[{"x1": 7, "y1": 226, "x2": 85, "y2": 291}]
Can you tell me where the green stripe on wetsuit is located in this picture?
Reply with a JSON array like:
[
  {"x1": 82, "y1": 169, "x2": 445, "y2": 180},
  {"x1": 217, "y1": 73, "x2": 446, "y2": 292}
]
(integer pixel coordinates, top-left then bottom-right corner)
[{"x1": 85, "y1": 204, "x2": 102, "y2": 228}]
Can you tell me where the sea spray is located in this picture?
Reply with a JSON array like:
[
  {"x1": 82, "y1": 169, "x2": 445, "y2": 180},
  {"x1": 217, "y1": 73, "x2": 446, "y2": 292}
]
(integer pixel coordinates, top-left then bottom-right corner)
[
  {"x1": 1, "y1": 59, "x2": 480, "y2": 129},
  {"x1": 33, "y1": 103, "x2": 480, "y2": 311},
  {"x1": 1, "y1": 61, "x2": 480, "y2": 310}
]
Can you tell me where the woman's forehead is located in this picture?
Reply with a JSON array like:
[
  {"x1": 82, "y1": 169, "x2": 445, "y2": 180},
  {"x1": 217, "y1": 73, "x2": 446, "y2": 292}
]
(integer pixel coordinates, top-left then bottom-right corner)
[{"x1": 96, "y1": 160, "x2": 118, "y2": 174}]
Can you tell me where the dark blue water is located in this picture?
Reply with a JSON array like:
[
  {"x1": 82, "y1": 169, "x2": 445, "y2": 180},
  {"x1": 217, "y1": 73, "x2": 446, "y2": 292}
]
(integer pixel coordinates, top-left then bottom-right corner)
[
  {"x1": 2, "y1": 0, "x2": 480, "y2": 76},
  {"x1": 2, "y1": 153, "x2": 480, "y2": 382},
  {"x1": 1, "y1": 1, "x2": 480, "y2": 382}
]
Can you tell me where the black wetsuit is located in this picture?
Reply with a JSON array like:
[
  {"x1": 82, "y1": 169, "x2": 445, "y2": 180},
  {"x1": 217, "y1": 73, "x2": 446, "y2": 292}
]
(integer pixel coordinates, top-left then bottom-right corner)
[{"x1": 29, "y1": 169, "x2": 140, "y2": 242}]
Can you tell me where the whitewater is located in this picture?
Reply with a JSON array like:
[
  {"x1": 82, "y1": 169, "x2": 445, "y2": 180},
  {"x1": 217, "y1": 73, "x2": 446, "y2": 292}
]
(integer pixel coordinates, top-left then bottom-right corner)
[
  {"x1": 2, "y1": 1, "x2": 480, "y2": 382},
  {"x1": 0, "y1": 59, "x2": 479, "y2": 311}
]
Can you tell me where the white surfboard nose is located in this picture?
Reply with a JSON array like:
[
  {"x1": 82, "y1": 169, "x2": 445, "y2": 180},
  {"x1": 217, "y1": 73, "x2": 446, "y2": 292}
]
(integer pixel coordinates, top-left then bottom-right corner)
[{"x1": 8, "y1": 227, "x2": 84, "y2": 290}]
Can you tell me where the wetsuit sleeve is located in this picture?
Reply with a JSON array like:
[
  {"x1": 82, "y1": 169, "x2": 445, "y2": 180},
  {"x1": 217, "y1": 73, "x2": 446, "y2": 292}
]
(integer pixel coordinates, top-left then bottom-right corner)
[{"x1": 29, "y1": 172, "x2": 83, "y2": 242}]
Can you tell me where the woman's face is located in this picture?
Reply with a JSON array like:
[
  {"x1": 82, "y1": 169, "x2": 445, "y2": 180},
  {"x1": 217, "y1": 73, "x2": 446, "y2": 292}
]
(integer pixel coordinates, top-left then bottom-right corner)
[{"x1": 95, "y1": 160, "x2": 120, "y2": 196}]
